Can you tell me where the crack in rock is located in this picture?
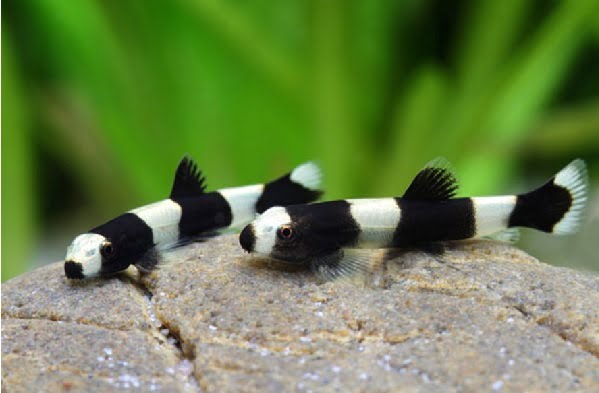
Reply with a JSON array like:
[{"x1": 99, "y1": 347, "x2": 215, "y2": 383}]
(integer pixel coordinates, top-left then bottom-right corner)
[
  {"x1": 511, "y1": 304, "x2": 599, "y2": 360},
  {"x1": 132, "y1": 276, "x2": 202, "y2": 393},
  {"x1": 481, "y1": 284, "x2": 599, "y2": 361}
]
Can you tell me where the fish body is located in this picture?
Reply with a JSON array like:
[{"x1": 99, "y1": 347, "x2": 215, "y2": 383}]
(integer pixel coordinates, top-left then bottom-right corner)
[
  {"x1": 65, "y1": 157, "x2": 322, "y2": 279},
  {"x1": 240, "y1": 158, "x2": 588, "y2": 278}
]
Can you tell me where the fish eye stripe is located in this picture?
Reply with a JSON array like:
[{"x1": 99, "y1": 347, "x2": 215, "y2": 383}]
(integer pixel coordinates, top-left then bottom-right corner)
[{"x1": 284, "y1": 200, "x2": 361, "y2": 250}]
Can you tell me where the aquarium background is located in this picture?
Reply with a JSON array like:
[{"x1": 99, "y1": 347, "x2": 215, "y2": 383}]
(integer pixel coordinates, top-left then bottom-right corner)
[{"x1": 3, "y1": 1, "x2": 599, "y2": 281}]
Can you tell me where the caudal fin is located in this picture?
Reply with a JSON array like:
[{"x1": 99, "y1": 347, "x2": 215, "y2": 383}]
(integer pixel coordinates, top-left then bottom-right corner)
[
  {"x1": 255, "y1": 162, "x2": 323, "y2": 213},
  {"x1": 509, "y1": 159, "x2": 588, "y2": 234}
]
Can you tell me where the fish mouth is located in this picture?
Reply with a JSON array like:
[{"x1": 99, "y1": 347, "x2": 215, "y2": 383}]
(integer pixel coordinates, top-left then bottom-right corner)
[
  {"x1": 64, "y1": 260, "x2": 85, "y2": 279},
  {"x1": 239, "y1": 225, "x2": 256, "y2": 253}
]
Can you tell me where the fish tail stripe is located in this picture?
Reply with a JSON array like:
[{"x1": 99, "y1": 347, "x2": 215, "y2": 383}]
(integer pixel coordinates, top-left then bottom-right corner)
[
  {"x1": 256, "y1": 162, "x2": 323, "y2": 214},
  {"x1": 552, "y1": 159, "x2": 588, "y2": 234},
  {"x1": 290, "y1": 162, "x2": 322, "y2": 191},
  {"x1": 508, "y1": 159, "x2": 588, "y2": 234}
]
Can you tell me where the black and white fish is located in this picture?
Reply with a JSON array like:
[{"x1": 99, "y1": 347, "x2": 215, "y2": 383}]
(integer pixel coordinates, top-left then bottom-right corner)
[
  {"x1": 64, "y1": 157, "x2": 322, "y2": 279},
  {"x1": 240, "y1": 158, "x2": 588, "y2": 279}
]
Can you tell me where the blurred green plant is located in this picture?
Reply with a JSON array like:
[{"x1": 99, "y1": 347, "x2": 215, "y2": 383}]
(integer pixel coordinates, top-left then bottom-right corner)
[
  {"x1": 2, "y1": 0, "x2": 599, "y2": 280},
  {"x1": 3, "y1": 32, "x2": 36, "y2": 280}
]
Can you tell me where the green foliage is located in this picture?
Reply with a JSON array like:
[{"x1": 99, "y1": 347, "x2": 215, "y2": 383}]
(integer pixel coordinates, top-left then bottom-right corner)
[
  {"x1": 3, "y1": 0, "x2": 599, "y2": 280},
  {"x1": 2, "y1": 32, "x2": 36, "y2": 279}
]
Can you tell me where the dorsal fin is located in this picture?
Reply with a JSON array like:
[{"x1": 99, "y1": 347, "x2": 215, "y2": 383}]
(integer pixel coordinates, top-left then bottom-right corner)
[
  {"x1": 170, "y1": 156, "x2": 207, "y2": 198},
  {"x1": 402, "y1": 157, "x2": 458, "y2": 201}
]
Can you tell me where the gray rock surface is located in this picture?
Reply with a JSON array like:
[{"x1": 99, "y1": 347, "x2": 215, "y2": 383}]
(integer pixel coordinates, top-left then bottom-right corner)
[{"x1": 2, "y1": 234, "x2": 599, "y2": 392}]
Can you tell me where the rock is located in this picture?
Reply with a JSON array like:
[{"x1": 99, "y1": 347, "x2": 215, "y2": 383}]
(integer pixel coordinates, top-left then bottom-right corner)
[{"x1": 2, "y1": 234, "x2": 599, "y2": 392}]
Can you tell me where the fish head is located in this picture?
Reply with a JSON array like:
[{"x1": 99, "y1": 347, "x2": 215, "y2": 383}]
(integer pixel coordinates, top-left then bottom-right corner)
[
  {"x1": 240, "y1": 206, "x2": 315, "y2": 263},
  {"x1": 64, "y1": 233, "x2": 117, "y2": 279}
]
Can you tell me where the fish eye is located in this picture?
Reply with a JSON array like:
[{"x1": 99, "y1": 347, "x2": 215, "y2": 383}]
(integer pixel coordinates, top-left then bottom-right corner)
[
  {"x1": 100, "y1": 241, "x2": 114, "y2": 258},
  {"x1": 277, "y1": 225, "x2": 295, "y2": 241}
]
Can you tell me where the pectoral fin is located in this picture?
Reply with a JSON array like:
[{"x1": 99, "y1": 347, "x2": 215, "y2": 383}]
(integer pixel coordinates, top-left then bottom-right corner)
[
  {"x1": 135, "y1": 247, "x2": 161, "y2": 273},
  {"x1": 482, "y1": 228, "x2": 520, "y2": 243},
  {"x1": 135, "y1": 240, "x2": 197, "y2": 274},
  {"x1": 310, "y1": 248, "x2": 376, "y2": 281},
  {"x1": 156, "y1": 231, "x2": 220, "y2": 253}
]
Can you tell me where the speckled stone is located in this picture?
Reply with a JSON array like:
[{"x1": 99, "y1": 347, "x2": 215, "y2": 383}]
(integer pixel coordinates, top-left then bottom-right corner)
[
  {"x1": 1, "y1": 319, "x2": 187, "y2": 392},
  {"x1": 1, "y1": 262, "x2": 150, "y2": 330},
  {"x1": 2, "y1": 235, "x2": 599, "y2": 392}
]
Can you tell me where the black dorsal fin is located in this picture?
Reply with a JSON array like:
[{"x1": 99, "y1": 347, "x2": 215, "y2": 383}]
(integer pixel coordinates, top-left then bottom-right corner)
[
  {"x1": 170, "y1": 156, "x2": 207, "y2": 198},
  {"x1": 402, "y1": 157, "x2": 458, "y2": 201}
]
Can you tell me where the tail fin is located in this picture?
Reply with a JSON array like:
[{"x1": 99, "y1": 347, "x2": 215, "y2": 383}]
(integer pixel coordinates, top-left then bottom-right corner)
[
  {"x1": 255, "y1": 162, "x2": 323, "y2": 213},
  {"x1": 509, "y1": 159, "x2": 588, "y2": 234}
]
